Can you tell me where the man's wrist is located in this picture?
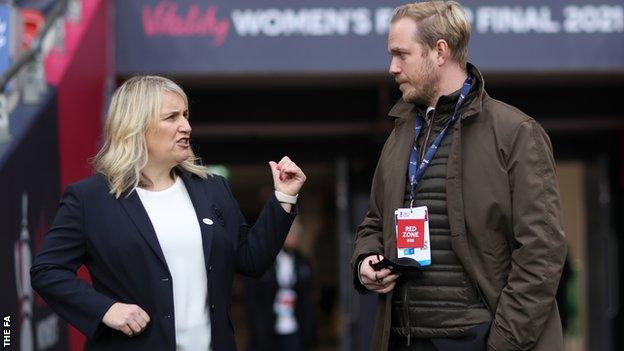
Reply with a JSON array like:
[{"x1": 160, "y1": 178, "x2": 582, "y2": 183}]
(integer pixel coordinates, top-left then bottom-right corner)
[{"x1": 357, "y1": 259, "x2": 366, "y2": 286}]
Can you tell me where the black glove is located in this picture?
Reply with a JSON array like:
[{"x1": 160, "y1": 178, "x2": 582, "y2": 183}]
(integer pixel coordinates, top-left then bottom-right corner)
[{"x1": 369, "y1": 255, "x2": 423, "y2": 275}]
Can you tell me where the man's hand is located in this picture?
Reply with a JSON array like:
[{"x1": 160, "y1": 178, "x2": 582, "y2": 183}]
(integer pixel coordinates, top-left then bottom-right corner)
[
  {"x1": 359, "y1": 254, "x2": 400, "y2": 294},
  {"x1": 102, "y1": 302, "x2": 151, "y2": 337}
]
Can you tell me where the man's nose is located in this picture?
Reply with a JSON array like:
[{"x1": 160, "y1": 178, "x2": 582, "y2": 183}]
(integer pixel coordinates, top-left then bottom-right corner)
[{"x1": 389, "y1": 58, "x2": 400, "y2": 75}]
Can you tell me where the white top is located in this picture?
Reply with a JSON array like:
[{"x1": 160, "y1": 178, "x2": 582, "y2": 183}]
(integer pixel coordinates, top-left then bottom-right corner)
[
  {"x1": 136, "y1": 176, "x2": 211, "y2": 350},
  {"x1": 276, "y1": 250, "x2": 296, "y2": 288},
  {"x1": 274, "y1": 250, "x2": 298, "y2": 335}
]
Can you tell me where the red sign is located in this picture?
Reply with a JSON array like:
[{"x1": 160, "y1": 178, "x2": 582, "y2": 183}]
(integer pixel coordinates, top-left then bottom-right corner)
[
  {"x1": 396, "y1": 219, "x2": 425, "y2": 248},
  {"x1": 142, "y1": 0, "x2": 230, "y2": 47}
]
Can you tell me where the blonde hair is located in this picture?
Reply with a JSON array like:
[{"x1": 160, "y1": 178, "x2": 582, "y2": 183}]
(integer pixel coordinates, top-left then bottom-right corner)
[
  {"x1": 93, "y1": 75, "x2": 209, "y2": 198},
  {"x1": 391, "y1": 1, "x2": 471, "y2": 68}
]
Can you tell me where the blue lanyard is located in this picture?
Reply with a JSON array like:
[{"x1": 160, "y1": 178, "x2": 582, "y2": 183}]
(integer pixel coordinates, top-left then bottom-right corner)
[{"x1": 408, "y1": 75, "x2": 474, "y2": 207}]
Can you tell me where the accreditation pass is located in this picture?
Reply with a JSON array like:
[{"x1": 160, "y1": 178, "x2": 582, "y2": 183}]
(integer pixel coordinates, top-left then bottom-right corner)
[{"x1": 394, "y1": 206, "x2": 431, "y2": 266}]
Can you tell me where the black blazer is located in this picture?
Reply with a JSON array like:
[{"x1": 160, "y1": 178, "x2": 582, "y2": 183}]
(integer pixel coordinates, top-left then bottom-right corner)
[{"x1": 31, "y1": 171, "x2": 296, "y2": 351}]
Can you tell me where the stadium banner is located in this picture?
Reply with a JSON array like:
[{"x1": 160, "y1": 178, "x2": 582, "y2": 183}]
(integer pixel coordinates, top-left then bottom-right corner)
[
  {"x1": 116, "y1": 0, "x2": 624, "y2": 74},
  {"x1": 0, "y1": 89, "x2": 68, "y2": 351}
]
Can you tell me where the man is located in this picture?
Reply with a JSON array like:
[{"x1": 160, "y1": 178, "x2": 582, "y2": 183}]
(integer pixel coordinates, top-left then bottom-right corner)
[
  {"x1": 351, "y1": 2, "x2": 567, "y2": 351},
  {"x1": 246, "y1": 219, "x2": 316, "y2": 351}
]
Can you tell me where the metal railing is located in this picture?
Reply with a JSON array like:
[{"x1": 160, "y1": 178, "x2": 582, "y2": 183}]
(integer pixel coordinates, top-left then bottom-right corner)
[{"x1": 0, "y1": 0, "x2": 81, "y2": 143}]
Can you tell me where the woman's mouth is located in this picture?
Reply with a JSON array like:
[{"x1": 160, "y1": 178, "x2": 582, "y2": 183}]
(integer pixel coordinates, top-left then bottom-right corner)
[{"x1": 176, "y1": 137, "x2": 189, "y2": 147}]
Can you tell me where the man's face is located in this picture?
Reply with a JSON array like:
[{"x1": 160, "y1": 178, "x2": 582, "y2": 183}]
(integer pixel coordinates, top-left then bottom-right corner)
[{"x1": 388, "y1": 17, "x2": 439, "y2": 106}]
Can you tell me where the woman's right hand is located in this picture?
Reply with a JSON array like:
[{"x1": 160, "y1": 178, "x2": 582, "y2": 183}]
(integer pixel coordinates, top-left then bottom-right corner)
[
  {"x1": 269, "y1": 156, "x2": 306, "y2": 197},
  {"x1": 102, "y1": 302, "x2": 151, "y2": 337}
]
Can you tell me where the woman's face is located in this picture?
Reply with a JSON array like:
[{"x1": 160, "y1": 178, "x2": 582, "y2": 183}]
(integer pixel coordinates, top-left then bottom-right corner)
[{"x1": 145, "y1": 92, "x2": 191, "y2": 169}]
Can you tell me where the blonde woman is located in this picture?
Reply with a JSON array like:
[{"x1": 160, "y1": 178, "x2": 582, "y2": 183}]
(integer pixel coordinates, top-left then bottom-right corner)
[{"x1": 31, "y1": 76, "x2": 306, "y2": 351}]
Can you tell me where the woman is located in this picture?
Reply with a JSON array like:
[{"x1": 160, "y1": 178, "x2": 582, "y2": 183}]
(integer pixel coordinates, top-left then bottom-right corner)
[{"x1": 30, "y1": 76, "x2": 306, "y2": 351}]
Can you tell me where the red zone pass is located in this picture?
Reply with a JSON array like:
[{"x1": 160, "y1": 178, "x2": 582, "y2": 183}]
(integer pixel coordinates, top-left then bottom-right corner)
[{"x1": 396, "y1": 219, "x2": 425, "y2": 248}]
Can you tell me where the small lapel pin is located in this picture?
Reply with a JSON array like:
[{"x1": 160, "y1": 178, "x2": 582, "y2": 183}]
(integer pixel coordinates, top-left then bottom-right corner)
[{"x1": 202, "y1": 218, "x2": 214, "y2": 225}]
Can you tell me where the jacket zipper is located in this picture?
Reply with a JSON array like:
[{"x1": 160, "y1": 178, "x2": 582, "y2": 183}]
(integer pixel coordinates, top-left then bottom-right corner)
[
  {"x1": 419, "y1": 115, "x2": 434, "y2": 163},
  {"x1": 406, "y1": 111, "x2": 432, "y2": 346},
  {"x1": 403, "y1": 287, "x2": 411, "y2": 346}
]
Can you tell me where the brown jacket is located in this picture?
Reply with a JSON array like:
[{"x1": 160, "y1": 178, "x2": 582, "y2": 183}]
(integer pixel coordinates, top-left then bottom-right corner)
[{"x1": 352, "y1": 65, "x2": 567, "y2": 351}]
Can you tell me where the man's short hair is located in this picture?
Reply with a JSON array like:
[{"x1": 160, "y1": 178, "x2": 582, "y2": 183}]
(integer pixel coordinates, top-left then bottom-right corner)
[{"x1": 391, "y1": 1, "x2": 471, "y2": 68}]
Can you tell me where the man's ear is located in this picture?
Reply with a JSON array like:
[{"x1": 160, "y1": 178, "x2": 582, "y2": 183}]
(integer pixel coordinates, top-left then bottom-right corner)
[{"x1": 434, "y1": 39, "x2": 450, "y2": 66}]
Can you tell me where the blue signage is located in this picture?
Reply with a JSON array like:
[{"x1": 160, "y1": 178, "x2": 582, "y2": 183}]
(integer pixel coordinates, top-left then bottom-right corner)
[
  {"x1": 0, "y1": 5, "x2": 11, "y2": 77},
  {"x1": 115, "y1": 0, "x2": 624, "y2": 74}
]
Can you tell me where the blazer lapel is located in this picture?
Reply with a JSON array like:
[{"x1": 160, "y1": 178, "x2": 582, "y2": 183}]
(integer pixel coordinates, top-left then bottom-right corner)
[
  {"x1": 119, "y1": 190, "x2": 170, "y2": 272},
  {"x1": 180, "y1": 172, "x2": 215, "y2": 267}
]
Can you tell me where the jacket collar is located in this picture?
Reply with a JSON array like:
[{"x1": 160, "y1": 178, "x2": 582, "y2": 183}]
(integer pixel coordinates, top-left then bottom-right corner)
[
  {"x1": 118, "y1": 186, "x2": 171, "y2": 273},
  {"x1": 178, "y1": 170, "x2": 215, "y2": 267},
  {"x1": 117, "y1": 169, "x2": 215, "y2": 272},
  {"x1": 388, "y1": 62, "x2": 486, "y2": 124}
]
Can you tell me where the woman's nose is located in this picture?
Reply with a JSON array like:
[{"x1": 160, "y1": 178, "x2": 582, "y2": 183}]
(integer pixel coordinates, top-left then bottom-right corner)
[{"x1": 179, "y1": 118, "x2": 191, "y2": 133}]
